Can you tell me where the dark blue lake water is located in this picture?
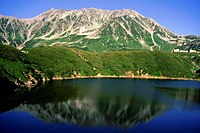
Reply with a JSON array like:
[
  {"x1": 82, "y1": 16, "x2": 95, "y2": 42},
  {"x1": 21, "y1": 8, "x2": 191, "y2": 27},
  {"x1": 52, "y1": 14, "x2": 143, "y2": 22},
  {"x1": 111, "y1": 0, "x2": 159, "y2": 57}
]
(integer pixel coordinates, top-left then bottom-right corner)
[{"x1": 0, "y1": 78, "x2": 200, "y2": 133}]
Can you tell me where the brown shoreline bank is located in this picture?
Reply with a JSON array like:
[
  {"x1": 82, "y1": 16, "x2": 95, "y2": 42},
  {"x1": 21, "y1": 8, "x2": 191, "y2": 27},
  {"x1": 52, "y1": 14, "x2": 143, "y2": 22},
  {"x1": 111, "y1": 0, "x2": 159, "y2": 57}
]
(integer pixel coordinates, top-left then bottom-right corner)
[
  {"x1": 50, "y1": 75, "x2": 200, "y2": 81},
  {"x1": 20, "y1": 75, "x2": 199, "y2": 90}
]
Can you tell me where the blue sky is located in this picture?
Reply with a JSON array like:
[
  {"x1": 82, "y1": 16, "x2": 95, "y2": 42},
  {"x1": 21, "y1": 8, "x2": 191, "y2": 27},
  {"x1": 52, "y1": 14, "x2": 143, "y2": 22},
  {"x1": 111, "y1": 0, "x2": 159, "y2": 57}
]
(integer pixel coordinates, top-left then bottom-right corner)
[{"x1": 0, "y1": 0, "x2": 199, "y2": 35}]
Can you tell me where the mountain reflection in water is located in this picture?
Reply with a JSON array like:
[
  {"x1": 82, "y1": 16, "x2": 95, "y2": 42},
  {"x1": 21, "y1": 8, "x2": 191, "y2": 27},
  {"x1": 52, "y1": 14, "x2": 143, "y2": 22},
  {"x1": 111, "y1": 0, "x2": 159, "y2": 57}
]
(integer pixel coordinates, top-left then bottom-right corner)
[{"x1": 13, "y1": 79, "x2": 200, "y2": 128}]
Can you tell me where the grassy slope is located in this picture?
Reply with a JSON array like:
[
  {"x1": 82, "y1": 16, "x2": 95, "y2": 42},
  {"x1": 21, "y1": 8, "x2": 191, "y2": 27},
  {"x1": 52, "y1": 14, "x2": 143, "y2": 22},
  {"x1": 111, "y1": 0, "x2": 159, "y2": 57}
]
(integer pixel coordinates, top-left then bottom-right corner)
[
  {"x1": 27, "y1": 46, "x2": 198, "y2": 78},
  {"x1": 0, "y1": 45, "x2": 40, "y2": 83},
  {"x1": 176, "y1": 52, "x2": 200, "y2": 78},
  {"x1": 0, "y1": 44, "x2": 198, "y2": 87}
]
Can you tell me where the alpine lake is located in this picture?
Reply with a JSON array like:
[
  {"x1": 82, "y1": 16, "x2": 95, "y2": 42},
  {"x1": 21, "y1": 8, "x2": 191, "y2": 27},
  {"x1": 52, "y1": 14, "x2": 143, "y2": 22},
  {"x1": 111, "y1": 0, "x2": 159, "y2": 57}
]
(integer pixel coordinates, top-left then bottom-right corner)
[{"x1": 0, "y1": 78, "x2": 200, "y2": 133}]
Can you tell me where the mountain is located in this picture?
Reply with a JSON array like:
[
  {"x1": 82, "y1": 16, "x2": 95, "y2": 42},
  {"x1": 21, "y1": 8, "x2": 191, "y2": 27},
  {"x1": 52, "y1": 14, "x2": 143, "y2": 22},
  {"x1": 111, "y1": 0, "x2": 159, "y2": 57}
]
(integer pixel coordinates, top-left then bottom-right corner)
[
  {"x1": 175, "y1": 35, "x2": 200, "y2": 52},
  {"x1": 0, "y1": 8, "x2": 199, "y2": 52}
]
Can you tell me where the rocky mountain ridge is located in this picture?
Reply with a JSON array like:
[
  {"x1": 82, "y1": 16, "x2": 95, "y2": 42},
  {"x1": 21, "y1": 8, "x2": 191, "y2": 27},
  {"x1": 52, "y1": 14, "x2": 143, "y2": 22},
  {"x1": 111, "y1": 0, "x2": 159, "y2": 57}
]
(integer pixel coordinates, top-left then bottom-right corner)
[{"x1": 0, "y1": 8, "x2": 199, "y2": 52}]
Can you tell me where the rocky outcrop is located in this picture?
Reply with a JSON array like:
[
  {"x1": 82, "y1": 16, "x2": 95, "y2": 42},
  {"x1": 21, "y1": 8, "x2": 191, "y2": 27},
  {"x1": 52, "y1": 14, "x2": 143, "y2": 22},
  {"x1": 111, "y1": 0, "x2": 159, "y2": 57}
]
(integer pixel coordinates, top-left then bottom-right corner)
[{"x1": 0, "y1": 8, "x2": 191, "y2": 52}]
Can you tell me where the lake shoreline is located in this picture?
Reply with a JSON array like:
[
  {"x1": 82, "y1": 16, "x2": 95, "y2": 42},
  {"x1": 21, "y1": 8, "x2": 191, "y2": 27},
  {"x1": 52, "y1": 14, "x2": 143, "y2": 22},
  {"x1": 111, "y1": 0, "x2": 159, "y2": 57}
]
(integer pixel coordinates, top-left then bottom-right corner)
[{"x1": 50, "y1": 75, "x2": 200, "y2": 81}]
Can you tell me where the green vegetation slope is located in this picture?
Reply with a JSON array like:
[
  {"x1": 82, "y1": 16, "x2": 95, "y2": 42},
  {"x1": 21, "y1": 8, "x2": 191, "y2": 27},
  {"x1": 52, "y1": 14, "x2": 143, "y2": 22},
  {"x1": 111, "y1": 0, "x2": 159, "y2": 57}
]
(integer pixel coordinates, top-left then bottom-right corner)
[
  {"x1": 1, "y1": 45, "x2": 199, "y2": 90},
  {"x1": 27, "y1": 46, "x2": 198, "y2": 79},
  {"x1": 0, "y1": 45, "x2": 42, "y2": 87}
]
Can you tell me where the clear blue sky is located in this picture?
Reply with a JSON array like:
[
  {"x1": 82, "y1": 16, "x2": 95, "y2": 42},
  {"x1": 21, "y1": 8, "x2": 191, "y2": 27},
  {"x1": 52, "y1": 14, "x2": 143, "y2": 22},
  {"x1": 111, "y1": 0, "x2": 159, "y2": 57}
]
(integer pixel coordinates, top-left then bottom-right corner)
[{"x1": 0, "y1": 0, "x2": 199, "y2": 36}]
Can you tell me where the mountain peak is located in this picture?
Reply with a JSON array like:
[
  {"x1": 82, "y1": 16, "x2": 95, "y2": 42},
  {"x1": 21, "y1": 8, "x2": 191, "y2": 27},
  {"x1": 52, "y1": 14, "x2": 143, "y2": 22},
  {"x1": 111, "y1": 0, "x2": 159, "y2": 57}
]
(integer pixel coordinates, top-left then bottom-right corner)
[
  {"x1": 0, "y1": 15, "x2": 16, "y2": 20},
  {"x1": 0, "y1": 8, "x2": 199, "y2": 52},
  {"x1": 38, "y1": 8, "x2": 58, "y2": 16}
]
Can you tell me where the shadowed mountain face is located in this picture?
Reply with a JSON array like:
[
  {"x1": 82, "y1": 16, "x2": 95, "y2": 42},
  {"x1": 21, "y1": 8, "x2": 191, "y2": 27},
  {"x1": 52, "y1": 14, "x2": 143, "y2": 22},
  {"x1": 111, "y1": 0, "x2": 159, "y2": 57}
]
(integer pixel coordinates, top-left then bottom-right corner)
[
  {"x1": 15, "y1": 79, "x2": 200, "y2": 128},
  {"x1": 0, "y1": 8, "x2": 199, "y2": 52},
  {"x1": 175, "y1": 36, "x2": 200, "y2": 52}
]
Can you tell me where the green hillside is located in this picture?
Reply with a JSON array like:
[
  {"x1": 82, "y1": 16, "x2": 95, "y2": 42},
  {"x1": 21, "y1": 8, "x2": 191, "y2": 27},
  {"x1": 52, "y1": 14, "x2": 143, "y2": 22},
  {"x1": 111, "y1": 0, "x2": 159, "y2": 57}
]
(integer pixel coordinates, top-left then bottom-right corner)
[
  {"x1": 0, "y1": 45, "x2": 42, "y2": 86},
  {"x1": 27, "y1": 46, "x2": 198, "y2": 79},
  {"x1": 176, "y1": 52, "x2": 200, "y2": 78},
  {"x1": 1, "y1": 45, "x2": 199, "y2": 89}
]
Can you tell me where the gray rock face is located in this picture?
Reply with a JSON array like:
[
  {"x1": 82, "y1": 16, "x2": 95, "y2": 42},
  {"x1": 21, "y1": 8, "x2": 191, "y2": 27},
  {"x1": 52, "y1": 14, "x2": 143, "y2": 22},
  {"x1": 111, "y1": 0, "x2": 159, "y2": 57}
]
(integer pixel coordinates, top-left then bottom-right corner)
[{"x1": 1, "y1": 8, "x2": 198, "y2": 52}]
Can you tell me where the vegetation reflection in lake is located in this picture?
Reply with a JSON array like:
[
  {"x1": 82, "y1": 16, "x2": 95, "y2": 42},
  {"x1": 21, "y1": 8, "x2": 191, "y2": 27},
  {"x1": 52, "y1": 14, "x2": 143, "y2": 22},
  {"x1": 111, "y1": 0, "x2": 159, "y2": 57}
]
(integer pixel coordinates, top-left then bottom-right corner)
[{"x1": 12, "y1": 78, "x2": 200, "y2": 129}]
